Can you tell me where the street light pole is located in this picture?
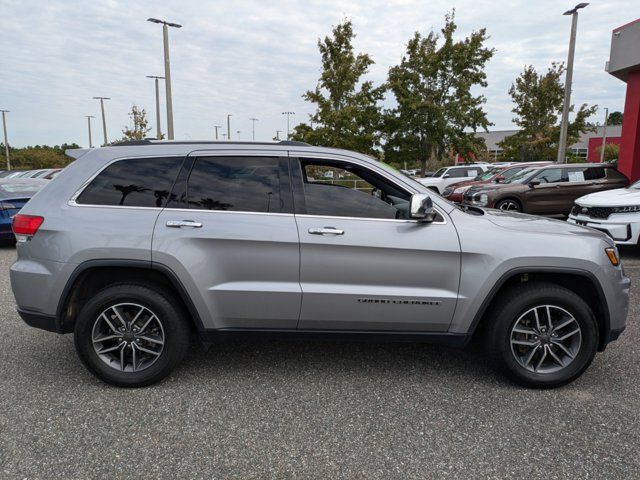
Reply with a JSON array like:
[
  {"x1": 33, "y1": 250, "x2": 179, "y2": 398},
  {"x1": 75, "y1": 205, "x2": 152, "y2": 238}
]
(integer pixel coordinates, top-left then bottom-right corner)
[
  {"x1": 599, "y1": 108, "x2": 609, "y2": 163},
  {"x1": 1, "y1": 110, "x2": 10, "y2": 170},
  {"x1": 214, "y1": 125, "x2": 221, "y2": 140},
  {"x1": 93, "y1": 97, "x2": 110, "y2": 146},
  {"x1": 146, "y1": 75, "x2": 165, "y2": 139},
  {"x1": 275, "y1": 130, "x2": 282, "y2": 140},
  {"x1": 227, "y1": 114, "x2": 232, "y2": 140},
  {"x1": 85, "y1": 115, "x2": 95, "y2": 148},
  {"x1": 282, "y1": 111, "x2": 295, "y2": 140},
  {"x1": 147, "y1": 18, "x2": 182, "y2": 140},
  {"x1": 557, "y1": 2, "x2": 589, "y2": 164},
  {"x1": 249, "y1": 117, "x2": 258, "y2": 140}
]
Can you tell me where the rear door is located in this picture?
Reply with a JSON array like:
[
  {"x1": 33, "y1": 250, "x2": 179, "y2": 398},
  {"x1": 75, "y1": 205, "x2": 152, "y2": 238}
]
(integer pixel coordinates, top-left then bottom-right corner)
[
  {"x1": 291, "y1": 152, "x2": 461, "y2": 332},
  {"x1": 152, "y1": 150, "x2": 301, "y2": 330}
]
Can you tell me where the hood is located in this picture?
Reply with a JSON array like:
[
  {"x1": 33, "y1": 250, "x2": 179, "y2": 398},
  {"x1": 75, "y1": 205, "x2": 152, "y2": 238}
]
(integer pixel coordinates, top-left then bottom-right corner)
[
  {"x1": 447, "y1": 179, "x2": 490, "y2": 190},
  {"x1": 467, "y1": 182, "x2": 523, "y2": 194},
  {"x1": 418, "y1": 177, "x2": 441, "y2": 185},
  {"x1": 482, "y1": 208, "x2": 613, "y2": 243},
  {"x1": 576, "y1": 186, "x2": 640, "y2": 207}
]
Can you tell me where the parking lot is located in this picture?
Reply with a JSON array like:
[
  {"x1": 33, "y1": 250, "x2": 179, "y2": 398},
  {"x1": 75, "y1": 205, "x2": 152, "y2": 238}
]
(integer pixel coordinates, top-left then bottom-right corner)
[{"x1": 0, "y1": 245, "x2": 638, "y2": 479}]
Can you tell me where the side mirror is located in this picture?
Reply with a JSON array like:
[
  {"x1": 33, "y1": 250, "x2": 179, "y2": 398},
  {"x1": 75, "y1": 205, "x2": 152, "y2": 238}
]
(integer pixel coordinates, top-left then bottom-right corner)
[
  {"x1": 495, "y1": 176, "x2": 505, "y2": 183},
  {"x1": 528, "y1": 180, "x2": 540, "y2": 188},
  {"x1": 410, "y1": 194, "x2": 436, "y2": 222},
  {"x1": 443, "y1": 174, "x2": 451, "y2": 179}
]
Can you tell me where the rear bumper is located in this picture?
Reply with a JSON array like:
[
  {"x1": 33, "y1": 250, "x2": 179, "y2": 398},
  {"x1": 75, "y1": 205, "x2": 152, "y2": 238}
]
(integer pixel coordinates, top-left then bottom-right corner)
[{"x1": 16, "y1": 308, "x2": 61, "y2": 333}]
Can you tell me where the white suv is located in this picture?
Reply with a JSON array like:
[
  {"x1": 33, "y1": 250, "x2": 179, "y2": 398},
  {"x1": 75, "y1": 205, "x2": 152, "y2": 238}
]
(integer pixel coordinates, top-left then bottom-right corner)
[
  {"x1": 418, "y1": 164, "x2": 491, "y2": 194},
  {"x1": 568, "y1": 180, "x2": 640, "y2": 245}
]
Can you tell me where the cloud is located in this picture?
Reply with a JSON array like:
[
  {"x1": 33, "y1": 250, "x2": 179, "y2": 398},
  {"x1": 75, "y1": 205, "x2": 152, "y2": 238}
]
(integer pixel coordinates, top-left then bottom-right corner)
[{"x1": 0, "y1": 0, "x2": 635, "y2": 147}]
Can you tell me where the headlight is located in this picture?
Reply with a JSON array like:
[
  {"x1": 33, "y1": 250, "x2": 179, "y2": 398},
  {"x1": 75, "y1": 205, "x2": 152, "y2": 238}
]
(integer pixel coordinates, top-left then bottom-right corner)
[
  {"x1": 442, "y1": 187, "x2": 453, "y2": 196},
  {"x1": 454, "y1": 186, "x2": 471, "y2": 194},
  {"x1": 471, "y1": 193, "x2": 489, "y2": 206},
  {"x1": 612, "y1": 205, "x2": 640, "y2": 213}
]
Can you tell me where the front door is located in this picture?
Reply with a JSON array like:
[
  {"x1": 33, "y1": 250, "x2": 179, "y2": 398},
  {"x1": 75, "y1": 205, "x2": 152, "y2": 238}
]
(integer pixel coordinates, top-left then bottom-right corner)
[
  {"x1": 152, "y1": 151, "x2": 301, "y2": 330},
  {"x1": 291, "y1": 154, "x2": 461, "y2": 332}
]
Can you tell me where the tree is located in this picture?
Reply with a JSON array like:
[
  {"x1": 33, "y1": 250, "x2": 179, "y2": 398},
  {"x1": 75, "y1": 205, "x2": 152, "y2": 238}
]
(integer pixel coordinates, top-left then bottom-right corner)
[
  {"x1": 498, "y1": 63, "x2": 596, "y2": 161},
  {"x1": 122, "y1": 105, "x2": 151, "y2": 141},
  {"x1": 608, "y1": 111, "x2": 623, "y2": 126},
  {"x1": 383, "y1": 11, "x2": 494, "y2": 175},
  {"x1": 596, "y1": 143, "x2": 620, "y2": 163},
  {"x1": 291, "y1": 20, "x2": 385, "y2": 155},
  {"x1": 4, "y1": 143, "x2": 80, "y2": 169}
]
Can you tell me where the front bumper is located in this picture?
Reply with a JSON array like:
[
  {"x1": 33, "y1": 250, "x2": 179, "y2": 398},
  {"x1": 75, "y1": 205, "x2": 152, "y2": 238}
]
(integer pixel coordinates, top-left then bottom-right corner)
[{"x1": 568, "y1": 213, "x2": 640, "y2": 245}]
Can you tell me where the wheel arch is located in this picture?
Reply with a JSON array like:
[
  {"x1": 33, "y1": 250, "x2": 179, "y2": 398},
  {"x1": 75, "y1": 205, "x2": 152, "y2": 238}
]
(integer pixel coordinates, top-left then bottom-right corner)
[
  {"x1": 56, "y1": 259, "x2": 205, "y2": 334},
  {"x1": 468, "y1": 267, "x2": 611, "y2": 351}
]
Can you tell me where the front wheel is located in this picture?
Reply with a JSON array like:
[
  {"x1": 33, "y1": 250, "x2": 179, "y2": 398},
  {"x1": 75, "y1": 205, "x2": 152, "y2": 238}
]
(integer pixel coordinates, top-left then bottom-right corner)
[
  {"x1": 74, "y1": 283, "x2": 190, "y2": 387},
  {"x1": 486, "y1": 282, "x2": 598, "y2": 388}
]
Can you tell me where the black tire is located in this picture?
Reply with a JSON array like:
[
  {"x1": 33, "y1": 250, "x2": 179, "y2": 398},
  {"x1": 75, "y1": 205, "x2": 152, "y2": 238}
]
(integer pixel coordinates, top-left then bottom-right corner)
[
  {"x1": 74, "y1": 283, "x2": 190, "y2": 387},
  {"x1": 485, "y1": 282, "x2": 598, "y2": 389},
  {"x1": 495, "y1": 198, "x2": 522, "y2": 212}
]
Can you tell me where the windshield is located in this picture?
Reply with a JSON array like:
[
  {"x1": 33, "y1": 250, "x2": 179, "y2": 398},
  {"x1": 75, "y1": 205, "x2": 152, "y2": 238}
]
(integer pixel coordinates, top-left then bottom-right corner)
[
  {"x1": 504, "y1": 167, "x2": 538, "y2": 184},
  {"x1": 0, "y1": 182, "x2": 42, "y2": 196},
  {"x1": 432, "y1": 167, "x2": 447, "y2": 178}
]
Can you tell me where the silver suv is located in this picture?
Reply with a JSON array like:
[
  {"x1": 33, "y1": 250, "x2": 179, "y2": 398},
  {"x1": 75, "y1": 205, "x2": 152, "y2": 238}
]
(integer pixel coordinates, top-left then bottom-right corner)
[{"x1": 10, "y1": 141, "x2": 629, "y2": 388}]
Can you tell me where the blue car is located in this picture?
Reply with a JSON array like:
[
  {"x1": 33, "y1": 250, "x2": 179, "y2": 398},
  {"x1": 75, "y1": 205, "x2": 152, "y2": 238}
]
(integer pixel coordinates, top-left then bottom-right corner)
[{"x1": 0, "y1": 178, "x2": 47, "y2": 241}]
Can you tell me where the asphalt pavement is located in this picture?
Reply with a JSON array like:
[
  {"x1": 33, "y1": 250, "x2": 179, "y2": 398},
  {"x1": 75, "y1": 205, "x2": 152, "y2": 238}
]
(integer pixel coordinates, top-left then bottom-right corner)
[{"x1": 1, "y1": 244, "x2": 639, "y2": 479}]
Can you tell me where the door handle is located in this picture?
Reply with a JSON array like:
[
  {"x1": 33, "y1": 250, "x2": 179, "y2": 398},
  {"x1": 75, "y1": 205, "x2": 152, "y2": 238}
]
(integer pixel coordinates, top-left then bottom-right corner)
[
  {"x1": 166, "y1": 220, "x2": 203, "y2": 228},
  {"x1": 308, "y1": 227, "x2": 344, "y2": 235}
]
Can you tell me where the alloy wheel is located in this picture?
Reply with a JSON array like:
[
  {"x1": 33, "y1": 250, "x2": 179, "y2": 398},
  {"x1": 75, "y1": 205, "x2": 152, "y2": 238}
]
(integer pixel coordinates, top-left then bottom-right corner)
[
  {"x1": 498, "y1": 200, "x2": 520, "y2": 211},
  {"x1": 91, "y1": 303, "x2": 165, "y2": 373},
  {"x1": 510, "y1": 305, "x2": 582, "y2": 374}
]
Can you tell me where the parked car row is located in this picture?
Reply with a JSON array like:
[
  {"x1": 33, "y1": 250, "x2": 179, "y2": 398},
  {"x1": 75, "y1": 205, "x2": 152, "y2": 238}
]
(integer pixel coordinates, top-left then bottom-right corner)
[
  {"x1": 0, "y1": 178, "x2": 49, "y2": 242},
  {"x1": 0, "y1": 168, "x2": 62, "y2": 180}
]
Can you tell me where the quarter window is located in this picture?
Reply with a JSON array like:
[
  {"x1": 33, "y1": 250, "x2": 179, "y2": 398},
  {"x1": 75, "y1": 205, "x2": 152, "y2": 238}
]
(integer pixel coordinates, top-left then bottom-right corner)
[
  {"x1": 76, "y1": 157, "x2": 182, "y2": 207},
  {"x1": 186, "y1": 156, "x2": 283, "y2": 213}
]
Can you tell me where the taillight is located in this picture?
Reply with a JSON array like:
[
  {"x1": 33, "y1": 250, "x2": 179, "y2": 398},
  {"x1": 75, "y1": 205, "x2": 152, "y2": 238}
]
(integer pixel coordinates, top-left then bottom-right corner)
[{"x1": 12, "y1": 214, "x2": 44, "y2": 237}]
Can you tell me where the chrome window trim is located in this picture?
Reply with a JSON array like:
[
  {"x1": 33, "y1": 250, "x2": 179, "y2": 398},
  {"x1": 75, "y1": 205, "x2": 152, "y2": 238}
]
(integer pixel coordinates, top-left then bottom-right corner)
[
  {"x1": 294, "y1": 211, "x2": 447, "y2": 225},
  {"x1": 156, "y1": 207, "x2": 294, "y2": 217}
]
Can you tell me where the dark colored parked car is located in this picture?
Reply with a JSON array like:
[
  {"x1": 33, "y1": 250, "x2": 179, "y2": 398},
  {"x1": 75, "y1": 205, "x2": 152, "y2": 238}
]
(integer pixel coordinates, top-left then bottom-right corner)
[
  {"x1": 463, "y1": 163, "x2": 629, "y2": 216},
  {"x1": 442, "y1": 162, "x2": 553, "y2": 203},
  {"x1": 0, "y1": 178, "x2": 47, "y2": 241}
]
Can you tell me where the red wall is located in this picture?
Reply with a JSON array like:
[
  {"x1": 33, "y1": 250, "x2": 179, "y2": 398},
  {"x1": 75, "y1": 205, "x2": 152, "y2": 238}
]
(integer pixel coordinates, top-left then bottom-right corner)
[
  {"x1": 618, "y1": 70, "x2": 640, "y2": 182},
  {"x1": 587, "y1": 136, "x2": 622, "y2": 162}
]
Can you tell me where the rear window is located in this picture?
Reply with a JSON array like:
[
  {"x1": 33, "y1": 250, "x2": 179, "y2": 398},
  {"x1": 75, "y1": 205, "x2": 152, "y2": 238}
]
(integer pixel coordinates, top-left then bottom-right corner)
[{"x1": 76, "y1": 157, "x2": 182, "y2": 207}]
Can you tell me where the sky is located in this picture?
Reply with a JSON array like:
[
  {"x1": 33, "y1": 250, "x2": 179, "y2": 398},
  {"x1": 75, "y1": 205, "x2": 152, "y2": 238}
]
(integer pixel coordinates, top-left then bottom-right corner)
[{"x1": 0, "y1": 0, "x2": 637, "y2": 148}]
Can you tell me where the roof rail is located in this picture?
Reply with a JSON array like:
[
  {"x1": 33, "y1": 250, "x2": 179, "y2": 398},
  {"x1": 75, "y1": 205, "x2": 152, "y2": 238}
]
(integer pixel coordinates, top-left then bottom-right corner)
[{"x1": 108, "y1": 139, "x2": 312, "y2": 147}]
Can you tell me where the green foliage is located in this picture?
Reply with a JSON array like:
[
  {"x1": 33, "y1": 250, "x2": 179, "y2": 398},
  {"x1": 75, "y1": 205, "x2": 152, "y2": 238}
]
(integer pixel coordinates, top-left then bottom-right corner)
[
  {"x1": 1, "y1": 143, "x2": 80, "y2": 169},
  {"x1": 498, "y1": 63, "x2": 596, "y2": 161},
  {"x1": 596, "y1": 142, "x2": 620, "y2": 162},
  {"x1": 607, "y1": 111, "x2": 623, "y2": 126},
  {"x1": 291, "y1": 20, "x2": 385, "y2": 155},
  {"x1": 122, "y1": 105, "x2": 151, "y2": 141},
  {"x1": 383, "y1": 11, "x2": 494, "y2": 175}
]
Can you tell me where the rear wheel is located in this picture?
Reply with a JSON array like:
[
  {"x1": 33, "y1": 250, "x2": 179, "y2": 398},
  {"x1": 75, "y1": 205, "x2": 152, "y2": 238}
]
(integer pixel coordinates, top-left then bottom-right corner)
[
  {"x1": 486, "y1": 282, "x2": 598, "y2": 388},
  {"x1": 495, "y1": 198, "x2": 521, "y2": 212},
  {"x1": 74, "y1": 283, "x2": 190, "y2": 387}
]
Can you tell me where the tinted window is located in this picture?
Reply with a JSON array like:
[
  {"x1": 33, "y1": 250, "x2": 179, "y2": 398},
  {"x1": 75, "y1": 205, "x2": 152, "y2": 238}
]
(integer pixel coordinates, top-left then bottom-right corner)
[
  {"x1": 186, "y1": 157, "x2": 282, "y2": 213},
  {"x1": 301, "y1": 161, "x2": 411, "y2": 219},
  {"x1": 77, "y1": 157, "x2": 182, "y2": 207},
  {"x1": 448, "y1": 168, "x2": 469, "y2": 178},
  {"x1": 584, "y1": 167, "x2": 606, "y2": 180}
]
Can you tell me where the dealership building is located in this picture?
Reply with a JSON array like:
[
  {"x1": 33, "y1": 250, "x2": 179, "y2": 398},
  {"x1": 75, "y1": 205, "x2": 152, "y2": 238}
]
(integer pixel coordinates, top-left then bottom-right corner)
[{"x1": 475, "y1": 126, "x2": 623, "y2": 163}]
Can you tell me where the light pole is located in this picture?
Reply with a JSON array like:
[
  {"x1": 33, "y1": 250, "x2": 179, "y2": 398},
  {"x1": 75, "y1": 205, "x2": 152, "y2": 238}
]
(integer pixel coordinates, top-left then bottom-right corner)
[
  {"x1": 222, "y1": 133, "x2": 227, "y2": 140},
  {"x1": 85, "y1": 115, "x2": 95, "y2": 148},
  {"x1": 599, "y1": 108, "x2": 609, "y2": 163},
  {"x1": 557, "y1": 2, "x2": 589, "y2": 164},
  {"x1": 236, "y1": 130, "x2": 241, "y2": 140},
  {"x1": 147, "y1": 18, "x2": 182, "y2": 140},
  {"x1": 226, "y1": 114, "x2": 232, "y2": 140},
  {"x1": 1, "y1": 110, "x2": 10, "y2": 170},
  {"x1": 214, "y1": 125, "x2": 221, "y2": 140},
  {"x1": 93, "y1": 97, "x2": 110, "y2": 146},
  {"x1": 146, "y1": 75, "x2": 165, "y2": 139},
  {"x1": 275, "y1": 130, "x2": 282, "y2": 141},
  {"x1": 249, "y1": 117, "x2": 258, "y2": 140},
  {"x1": 282, "y1": 111, "x2": 294, "y2": 140}
]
